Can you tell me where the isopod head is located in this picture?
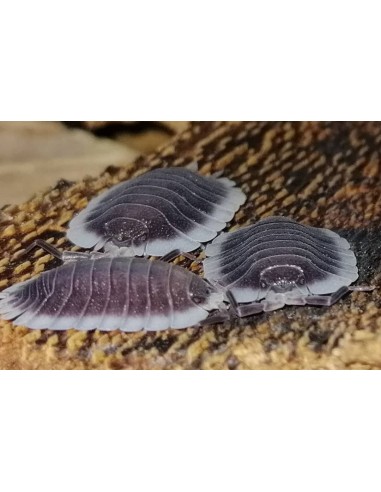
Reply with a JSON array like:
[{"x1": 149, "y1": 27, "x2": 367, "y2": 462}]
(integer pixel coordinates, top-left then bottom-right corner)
[
  {"x1": 103, "y1": 217, "x2": 149, "y2": 252},
  {"x1": 259, "y1": 265, "x2": 306, "y2": 293}
]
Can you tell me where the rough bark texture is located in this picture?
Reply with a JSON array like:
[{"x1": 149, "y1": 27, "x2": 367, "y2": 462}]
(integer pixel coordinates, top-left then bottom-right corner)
[{"x1": 1, "y1": 122, "x2": 381, "y2": 369}]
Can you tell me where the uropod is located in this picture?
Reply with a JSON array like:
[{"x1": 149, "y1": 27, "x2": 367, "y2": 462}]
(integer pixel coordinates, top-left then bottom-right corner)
[
  {"x1": 0, "y1": 251, "x2": 225, "y2": 331},
  {"x1": 67, "y1": 164, "x2": 246, "y2": 259},
  {"x1": 203, "y1": 216, "x2": 374, "y2": 316}
]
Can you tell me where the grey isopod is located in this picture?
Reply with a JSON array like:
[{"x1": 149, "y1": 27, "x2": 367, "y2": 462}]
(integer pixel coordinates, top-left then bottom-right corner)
[
  {"x1": 67, "y1": 164, "x2": 246, "y2": 258},
  {"x1": 203, "y1": 216, "x2": 373, "y2": 316},
  {"x1": 0, "y1": 256, "x2": 225, "y2": 331}
]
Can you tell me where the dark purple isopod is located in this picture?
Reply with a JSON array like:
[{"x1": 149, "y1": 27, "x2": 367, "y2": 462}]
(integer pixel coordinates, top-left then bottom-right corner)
[
  {"x1": 0, "y1": 257, "x2": 224, "y2": 331},
  {"x1": 67, "y1": 165, "x2": 246, "y2": 257},
  {"x1": 202, "y1": 216, "x2": 368, "y2": 314}
]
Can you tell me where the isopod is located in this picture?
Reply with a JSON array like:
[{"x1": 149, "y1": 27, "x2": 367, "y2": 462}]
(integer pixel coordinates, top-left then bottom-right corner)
[
  {"x1": 67, "y1": 165, "x2": 246, "y2": 258},
  {"x1": 0, "y1": 255, "x2": 225, "y2": 331},
  {"x1": 203, "y1": 216, "x2": 373, "y2": 316}
]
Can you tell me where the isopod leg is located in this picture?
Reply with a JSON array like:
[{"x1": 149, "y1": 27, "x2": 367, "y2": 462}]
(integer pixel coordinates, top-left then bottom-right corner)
[
  {"x1": 226, "y1": 290, "x2": 264, "y2": 317},
  {"x1": 160, "y1": 249, "x2": 181, "y2": 262},
  {"x1": 23, "y1": 239, "x2": 100, "y2": 263},
  {"x1": 285, "y1": 296, "x2": 307, "y2": 306},
  {"x1": 349, "y1": 285, "x2": 375, "y2": 292},
  {"x1": 160, "y1": 249, "x2": 200, "y2": 263},
  {"x1": 23, "y1": 239, "x2": 63, "y2": 260},
  {"x1": 199, "y1": 309, "x2": 231, "y2": 326},
  {"x1": 305, "y1": 286, "x2": 350, "y2": 306},
  {"x1": 237, "y1": 302, "x2": 265, "y2": 316},
  {"x1": 61, "y1": 251, "x2": 97, "y2": 261}
]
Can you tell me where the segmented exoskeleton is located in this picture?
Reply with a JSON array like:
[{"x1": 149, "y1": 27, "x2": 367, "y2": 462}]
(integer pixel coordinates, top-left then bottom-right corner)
[
  {"x1": 203, "y1": 216, "x2": 373, "y2": 316},
  {"x1": 67, "y1": 164, "x2": 246, "y2": 258},
  {"x1": 0, "y1": 254, "x2": 224, "y2": 331}
]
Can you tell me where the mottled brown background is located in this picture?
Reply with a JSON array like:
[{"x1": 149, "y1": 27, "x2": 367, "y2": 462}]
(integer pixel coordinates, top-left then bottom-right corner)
[{"x1": 1, "y1": 122, "x2": 381, "y2": 369}]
